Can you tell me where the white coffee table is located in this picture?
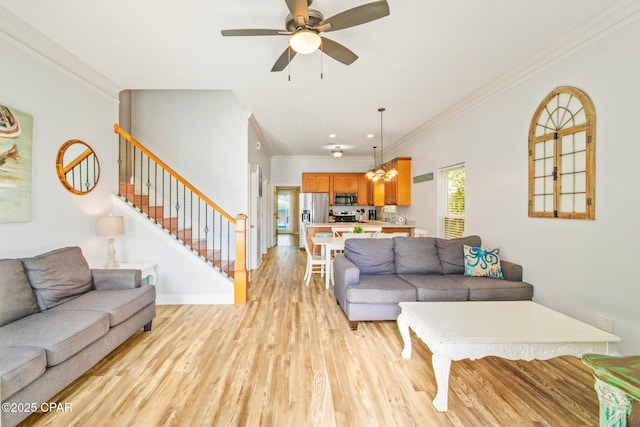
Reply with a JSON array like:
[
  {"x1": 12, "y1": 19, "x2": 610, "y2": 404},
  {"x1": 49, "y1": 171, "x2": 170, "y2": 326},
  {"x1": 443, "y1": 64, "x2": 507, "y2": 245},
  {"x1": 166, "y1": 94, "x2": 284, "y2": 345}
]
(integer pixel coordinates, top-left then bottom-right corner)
[{"x1": 397, "y1": 301, "x2": 621, "y2": 412}]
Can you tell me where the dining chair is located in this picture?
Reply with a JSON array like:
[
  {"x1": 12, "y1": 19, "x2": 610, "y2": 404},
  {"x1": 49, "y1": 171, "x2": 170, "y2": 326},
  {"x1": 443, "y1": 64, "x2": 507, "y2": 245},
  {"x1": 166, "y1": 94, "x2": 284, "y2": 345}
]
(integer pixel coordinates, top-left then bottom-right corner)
[
  {"x1": 342, "y1": 233, "x2": 372, "y2": 239},
  {"x1": 414, "y1": 228, "x2": 428, "y2": 237},
  {"x1": 331, "y1": 226, "x2": 354, "y2": 237},
  {"x1": 302, "y1": 234, "x2": 327, "y2": 286},
  {"x1": 362, "y1": 226, "x2": 382, "y2": 237},
  {"x1": 377, "y1": 232, "x2": 410, "y2": 238}
]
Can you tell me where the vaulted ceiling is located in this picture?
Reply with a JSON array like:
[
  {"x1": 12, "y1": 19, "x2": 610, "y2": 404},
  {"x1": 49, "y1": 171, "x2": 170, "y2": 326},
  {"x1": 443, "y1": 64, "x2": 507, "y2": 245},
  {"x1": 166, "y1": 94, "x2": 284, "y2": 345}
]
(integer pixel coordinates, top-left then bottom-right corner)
[{"x1": 1, "y1": 0, "x2": 637, "y2": 157}]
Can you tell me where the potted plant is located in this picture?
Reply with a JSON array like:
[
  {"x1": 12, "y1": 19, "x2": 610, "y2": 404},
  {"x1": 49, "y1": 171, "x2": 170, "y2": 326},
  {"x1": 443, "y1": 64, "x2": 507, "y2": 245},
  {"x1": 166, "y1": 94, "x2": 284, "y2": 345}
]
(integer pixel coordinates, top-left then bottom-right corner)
[{"x1": 353, "y1": 225, "x2": 363, "y2": 233}]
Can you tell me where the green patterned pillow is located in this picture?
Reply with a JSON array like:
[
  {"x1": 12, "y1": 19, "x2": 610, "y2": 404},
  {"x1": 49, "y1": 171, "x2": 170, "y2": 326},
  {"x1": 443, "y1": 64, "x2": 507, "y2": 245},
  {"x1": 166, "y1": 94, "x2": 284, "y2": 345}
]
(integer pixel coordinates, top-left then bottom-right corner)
[{"x1": 463, "y1": 245, "x2": 503, "y2": 279}]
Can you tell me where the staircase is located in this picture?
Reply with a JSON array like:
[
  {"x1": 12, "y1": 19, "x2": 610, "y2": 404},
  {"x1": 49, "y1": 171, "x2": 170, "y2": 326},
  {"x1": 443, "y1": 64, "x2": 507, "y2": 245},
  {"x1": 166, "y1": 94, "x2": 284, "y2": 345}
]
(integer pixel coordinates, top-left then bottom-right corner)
[
  {"x1": 114, "y1": 124, "x2": 248, "y2": 303},
  {"x1": 118, "y1": 182, "x2": 236, "y2": 278}
]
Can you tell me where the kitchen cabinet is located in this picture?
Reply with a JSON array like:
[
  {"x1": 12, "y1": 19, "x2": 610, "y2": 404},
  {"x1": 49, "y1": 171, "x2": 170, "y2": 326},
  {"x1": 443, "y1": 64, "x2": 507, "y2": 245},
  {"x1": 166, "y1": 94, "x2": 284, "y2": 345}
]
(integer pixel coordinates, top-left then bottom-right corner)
[
  {"x1": 357, "y1": 175, "x2": 369, "y2": 206},
  {"x1": 332, "y1": 174, "x2": 357, "y2": 193},
  {"x1": 384, "y1": 157, "x2": 412, "y2": 205},
  {"x1": 302, "y1": 173, "x2": 330, "y2": 193},
  {"x1": 373, "y1": 179, "x2": 385, "y2": 206}
]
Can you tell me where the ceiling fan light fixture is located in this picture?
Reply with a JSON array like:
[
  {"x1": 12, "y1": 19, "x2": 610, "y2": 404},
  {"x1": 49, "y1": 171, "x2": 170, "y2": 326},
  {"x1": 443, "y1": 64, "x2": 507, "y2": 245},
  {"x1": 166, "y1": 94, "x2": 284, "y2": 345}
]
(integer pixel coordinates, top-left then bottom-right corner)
[
  {"x1": 331, "y1": 145, "x2": 343, "y2": 157},
  {"x1": 289, "y1": 30, "x2": 321, "y2": 54}
]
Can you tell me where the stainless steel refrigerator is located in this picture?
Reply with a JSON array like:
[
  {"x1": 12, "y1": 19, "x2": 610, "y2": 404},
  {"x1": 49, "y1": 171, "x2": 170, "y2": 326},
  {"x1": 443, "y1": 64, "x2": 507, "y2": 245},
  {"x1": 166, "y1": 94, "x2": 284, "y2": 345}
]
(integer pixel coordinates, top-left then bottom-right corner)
[{"x1": 299, "y1": 193, "x2": 329, "y2": 249}]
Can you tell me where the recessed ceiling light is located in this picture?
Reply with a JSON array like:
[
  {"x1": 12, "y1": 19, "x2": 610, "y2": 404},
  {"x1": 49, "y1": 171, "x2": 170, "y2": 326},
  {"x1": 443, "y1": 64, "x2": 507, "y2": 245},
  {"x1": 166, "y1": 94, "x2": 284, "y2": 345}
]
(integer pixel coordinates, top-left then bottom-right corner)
[
  {"x1": 366, "y1": 134, "x2": 375, "y2": 139},
  {"x1": 329, "y1": 133, "x2": 337, "y2": 138}
]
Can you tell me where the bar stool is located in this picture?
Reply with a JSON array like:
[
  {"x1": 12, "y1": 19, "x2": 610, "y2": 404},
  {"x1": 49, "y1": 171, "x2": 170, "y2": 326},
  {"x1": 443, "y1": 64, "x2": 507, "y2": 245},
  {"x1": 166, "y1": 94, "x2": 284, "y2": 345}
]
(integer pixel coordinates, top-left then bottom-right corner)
[{"x1": 582, "y1": 353, "x2": 640, "y2": 427}]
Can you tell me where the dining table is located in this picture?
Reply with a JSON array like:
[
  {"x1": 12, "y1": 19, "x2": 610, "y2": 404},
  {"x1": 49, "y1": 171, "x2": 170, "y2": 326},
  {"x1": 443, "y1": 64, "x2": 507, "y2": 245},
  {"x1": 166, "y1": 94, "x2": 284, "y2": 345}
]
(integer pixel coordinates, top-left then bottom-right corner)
[{"x1": 310, "y1": 235, "x2": 345, "y2": 289}]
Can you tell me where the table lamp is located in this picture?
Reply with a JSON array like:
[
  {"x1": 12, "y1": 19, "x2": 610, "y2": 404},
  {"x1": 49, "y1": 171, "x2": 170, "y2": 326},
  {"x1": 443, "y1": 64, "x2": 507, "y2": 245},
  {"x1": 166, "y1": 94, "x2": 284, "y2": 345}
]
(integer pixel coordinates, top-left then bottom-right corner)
[{"x1": 96, "y1": 214, "x2": 124, "y2": 268}]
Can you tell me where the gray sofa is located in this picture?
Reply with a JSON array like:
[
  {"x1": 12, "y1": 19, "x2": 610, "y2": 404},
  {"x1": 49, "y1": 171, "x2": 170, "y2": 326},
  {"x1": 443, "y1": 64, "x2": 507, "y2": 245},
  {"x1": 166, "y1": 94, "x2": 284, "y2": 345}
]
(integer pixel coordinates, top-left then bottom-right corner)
[
  {"x1": 333, "y1": 235, "x2": 533, "y2": 330},
  {"x1": 0, "y1": 247, "x2": 156, "y2": 427}
]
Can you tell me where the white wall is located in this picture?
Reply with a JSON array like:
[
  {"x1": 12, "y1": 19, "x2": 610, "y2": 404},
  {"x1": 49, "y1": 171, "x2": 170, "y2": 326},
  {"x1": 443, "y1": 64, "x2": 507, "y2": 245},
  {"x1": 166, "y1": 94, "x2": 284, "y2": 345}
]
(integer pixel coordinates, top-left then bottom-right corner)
[
  {"x1": 131, "y1": 90, "x2": 248, "y2": 217},
  {"x1": 0, "y1": 34, "x2": 119, "y2": 265},
  {"x1": 394, "y1": 19, "x2": 640, "y2": 354},
  {"x1": 248, "y1": 115, "x2": 273, "y2": 265}
]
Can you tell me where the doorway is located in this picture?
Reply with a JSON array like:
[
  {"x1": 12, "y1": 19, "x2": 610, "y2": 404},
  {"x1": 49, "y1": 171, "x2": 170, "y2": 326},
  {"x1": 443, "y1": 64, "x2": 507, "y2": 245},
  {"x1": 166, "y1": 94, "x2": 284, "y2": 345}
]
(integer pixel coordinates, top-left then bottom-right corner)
[{"x1": 275, "y1": 187, "x2": 300, "y2": 246}]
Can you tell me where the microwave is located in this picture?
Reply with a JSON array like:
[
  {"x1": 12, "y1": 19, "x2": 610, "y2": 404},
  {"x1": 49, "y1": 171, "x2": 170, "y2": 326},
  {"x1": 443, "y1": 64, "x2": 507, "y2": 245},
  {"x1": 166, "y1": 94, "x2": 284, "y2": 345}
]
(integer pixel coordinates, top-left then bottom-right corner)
[{"x1": 334, "y1": 193, "x2": 357, "y2": 206}]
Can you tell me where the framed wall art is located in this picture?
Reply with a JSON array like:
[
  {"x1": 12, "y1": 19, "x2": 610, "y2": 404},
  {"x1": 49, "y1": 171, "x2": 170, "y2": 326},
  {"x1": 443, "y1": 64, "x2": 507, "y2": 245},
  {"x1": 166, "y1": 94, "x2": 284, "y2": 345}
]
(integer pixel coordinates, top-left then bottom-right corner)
[{"x1": 0, "y1": 104, "x2": 33, "y2": 223}]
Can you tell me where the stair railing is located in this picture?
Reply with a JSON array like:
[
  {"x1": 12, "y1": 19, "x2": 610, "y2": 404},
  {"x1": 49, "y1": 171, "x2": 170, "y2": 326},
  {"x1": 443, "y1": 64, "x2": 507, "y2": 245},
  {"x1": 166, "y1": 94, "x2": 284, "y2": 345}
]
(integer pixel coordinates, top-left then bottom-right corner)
[{"x1": 113, "y1": 124, "x2": 247, "y2": 303}]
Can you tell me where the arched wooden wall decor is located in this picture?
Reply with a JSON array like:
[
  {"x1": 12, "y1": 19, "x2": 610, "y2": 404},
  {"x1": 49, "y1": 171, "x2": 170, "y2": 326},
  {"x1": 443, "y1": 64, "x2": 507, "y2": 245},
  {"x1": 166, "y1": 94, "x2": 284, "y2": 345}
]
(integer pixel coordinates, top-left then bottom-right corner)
[{"x1": 528, "y1": 86, "x2": 595, "y2": 220}]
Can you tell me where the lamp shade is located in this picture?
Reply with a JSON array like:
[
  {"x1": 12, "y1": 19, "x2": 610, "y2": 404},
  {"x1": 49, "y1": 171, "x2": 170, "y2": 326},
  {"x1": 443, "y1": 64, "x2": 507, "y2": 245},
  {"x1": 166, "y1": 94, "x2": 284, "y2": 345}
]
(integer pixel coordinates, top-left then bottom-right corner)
[
  {"x1": 96, "y1": 215, "x2": 124, "y2": 237},
  {"x1": 289, "y1": 30, "x2": 321, "y2": 54}
]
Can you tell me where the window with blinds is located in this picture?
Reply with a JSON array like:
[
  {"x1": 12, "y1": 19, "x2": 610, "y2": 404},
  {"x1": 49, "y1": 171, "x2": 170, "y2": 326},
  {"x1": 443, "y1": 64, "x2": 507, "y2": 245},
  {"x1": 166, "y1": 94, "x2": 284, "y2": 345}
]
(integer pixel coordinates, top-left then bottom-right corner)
[
  {"x1": 439, "y1": 165, "x2": 465, "y2": 239},
  {"x1": 528, "y1": 86, "x2": 596, "y2": 219}
]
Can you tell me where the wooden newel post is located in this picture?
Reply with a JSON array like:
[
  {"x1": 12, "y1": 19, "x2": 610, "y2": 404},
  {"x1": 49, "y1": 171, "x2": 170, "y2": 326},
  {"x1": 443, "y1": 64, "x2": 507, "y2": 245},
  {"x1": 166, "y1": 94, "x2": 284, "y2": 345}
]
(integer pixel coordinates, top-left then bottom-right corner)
[{"x1": 234, "y1": 214, "x2": 248, "y2": 303}]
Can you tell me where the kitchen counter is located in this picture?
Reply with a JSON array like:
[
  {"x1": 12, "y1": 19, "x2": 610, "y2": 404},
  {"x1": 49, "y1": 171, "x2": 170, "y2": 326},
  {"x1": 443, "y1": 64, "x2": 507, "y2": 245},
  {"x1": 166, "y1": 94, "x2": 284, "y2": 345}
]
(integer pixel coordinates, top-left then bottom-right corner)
[
  {"x1": 303, "y1": 222, "x2": 416, "y2": 252},
  {"x1": 313, "y1": 221, "x2": 415, "y2": 228}
]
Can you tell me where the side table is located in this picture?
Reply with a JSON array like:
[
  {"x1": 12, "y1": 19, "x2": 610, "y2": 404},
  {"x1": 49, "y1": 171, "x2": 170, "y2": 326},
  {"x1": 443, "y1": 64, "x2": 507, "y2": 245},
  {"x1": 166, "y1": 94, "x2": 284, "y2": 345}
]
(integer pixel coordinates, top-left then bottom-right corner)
[{"x1": 112, "y1": 263, "x2": 157, "y2": 285}]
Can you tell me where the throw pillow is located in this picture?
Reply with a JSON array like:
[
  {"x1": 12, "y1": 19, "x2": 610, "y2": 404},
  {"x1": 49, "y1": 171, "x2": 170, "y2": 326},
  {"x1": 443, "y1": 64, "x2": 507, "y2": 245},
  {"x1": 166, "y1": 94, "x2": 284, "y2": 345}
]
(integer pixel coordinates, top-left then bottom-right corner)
[
  {"x1": 435, "y1": 235, "x2": 482, "y2": 274},
  {"x1": 0, "y1": 259, "x2": 40, "y2": 326},
  {"x1": 344, "y1": 238, "x2": 395, "y2": 275},
  {"x1": 23, "y1": 247, "x2": 94, "y2": 310},
  {"x1": 463, "y1": 245, "x2": 503, "y2": 279},
  {"x1": 393, "y1": 237, "x2": 443, "y2": 275}
]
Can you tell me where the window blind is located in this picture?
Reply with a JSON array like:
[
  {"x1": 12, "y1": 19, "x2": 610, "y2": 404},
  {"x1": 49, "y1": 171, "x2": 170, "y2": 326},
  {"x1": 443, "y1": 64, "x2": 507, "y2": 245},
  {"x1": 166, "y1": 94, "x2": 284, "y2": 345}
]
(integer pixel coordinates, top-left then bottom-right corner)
[{"x1": 439, "y1": 165, "x2": 465, "y2": 239}]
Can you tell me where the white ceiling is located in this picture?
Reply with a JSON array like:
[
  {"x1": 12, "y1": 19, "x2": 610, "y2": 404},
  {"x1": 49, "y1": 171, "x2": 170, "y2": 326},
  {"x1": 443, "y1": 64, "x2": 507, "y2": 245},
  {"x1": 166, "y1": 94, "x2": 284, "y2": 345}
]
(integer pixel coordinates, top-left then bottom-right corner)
[{"x1": 1, "y1": 0, "x2": 638, "y2": 158}]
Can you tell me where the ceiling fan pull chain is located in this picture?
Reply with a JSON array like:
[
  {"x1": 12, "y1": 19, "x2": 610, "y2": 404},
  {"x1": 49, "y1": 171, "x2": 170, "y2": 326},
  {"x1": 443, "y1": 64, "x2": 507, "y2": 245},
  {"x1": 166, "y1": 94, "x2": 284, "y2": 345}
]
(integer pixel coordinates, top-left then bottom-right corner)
[
  {"x1": 320, "y1": 40, "x2": 324, "y2": 79},
  {"x1": 287, "y1": 47, "x2": 291, "y2": 81}
]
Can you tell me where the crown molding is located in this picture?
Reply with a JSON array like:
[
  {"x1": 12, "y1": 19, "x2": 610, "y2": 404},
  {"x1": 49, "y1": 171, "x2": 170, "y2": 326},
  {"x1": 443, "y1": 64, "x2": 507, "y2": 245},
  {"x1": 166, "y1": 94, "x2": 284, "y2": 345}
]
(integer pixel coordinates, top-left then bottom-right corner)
[
  {"x1": 0, "y1": 6, "x2": 122, "y2": 102},
  {"x1": 390, "y1": 1, "x2": 640, "y2": 151}
]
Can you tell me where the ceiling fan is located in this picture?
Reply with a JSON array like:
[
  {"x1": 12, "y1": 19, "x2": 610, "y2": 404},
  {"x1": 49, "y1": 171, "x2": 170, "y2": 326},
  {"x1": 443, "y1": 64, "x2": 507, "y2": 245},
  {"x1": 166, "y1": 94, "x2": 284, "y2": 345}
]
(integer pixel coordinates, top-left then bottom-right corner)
[{"x1": 221, "y1": 0, "x2": 390, "y2": 72}]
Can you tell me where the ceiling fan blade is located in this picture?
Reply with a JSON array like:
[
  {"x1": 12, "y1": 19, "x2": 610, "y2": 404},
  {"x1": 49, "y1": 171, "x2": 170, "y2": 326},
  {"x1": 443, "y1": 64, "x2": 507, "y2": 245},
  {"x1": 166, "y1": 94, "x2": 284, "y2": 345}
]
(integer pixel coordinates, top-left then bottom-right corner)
[
  {"x1": 221, "y1": 29, "x2": 289, "y2": 37},
  {"x1": 320, "y1": 37, "x2": 358, "y2": 66},
  {"x1": 318, "y1": 0, "x2": 390, "y2": 32},
  {"x1": 271, "y1": 47, "x2": 297, "y2": 72},
  {"x1": 285, "y1": 0, "x2": 310, "y2": 27}
]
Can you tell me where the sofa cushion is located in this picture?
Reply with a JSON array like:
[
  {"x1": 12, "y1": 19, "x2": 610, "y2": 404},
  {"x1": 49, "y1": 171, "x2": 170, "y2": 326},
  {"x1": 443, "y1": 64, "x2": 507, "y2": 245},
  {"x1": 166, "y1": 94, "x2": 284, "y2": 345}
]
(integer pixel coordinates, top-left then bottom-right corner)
[
  {"x1": 0, "y1": 259, "x2": 39, "y2": 327},
  {"x1": 0, "y1": 310, "x2": 109, "y2": 366},
  {"x1": 52, "y1": 286, "x2": 156, "y2": 327},
  {"x1": 23, "y1": 246, "x2": 94, "y2": 310},
  {"x1": 0, "y1": 347, "x2": 46, "y2": 400},
  {"x1": 393, "y1": 237, "x2": 443, "y2": 274},
  {"x1": 345, "y1": 275, "x2": 416, "y2": 304},
  {"x1": 463, "y1": 245, "x2": 503, "y2": 279},
  {"x1": 344, "y1": 238, "x2": 395, "y2": 275},
  {"x1": 453, "y1": 276, "x2": 534, "y2": 301},
  {"x1": 435, "y1": 235, "x2": 482, "y2": 274},
  {"x1": 398, "y1": 274, "x2": 469, "y2": 301}
]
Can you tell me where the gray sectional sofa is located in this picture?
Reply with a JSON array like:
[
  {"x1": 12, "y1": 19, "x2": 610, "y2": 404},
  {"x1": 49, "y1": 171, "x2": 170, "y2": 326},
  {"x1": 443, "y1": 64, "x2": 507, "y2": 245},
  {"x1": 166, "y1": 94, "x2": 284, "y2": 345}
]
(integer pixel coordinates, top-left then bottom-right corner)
[
  {"x1": 0, "y1": 247, "x2": 156, "y2": 427},
  {"x1": 333, "y1": 235, "x2": 533, "y2": 330}
]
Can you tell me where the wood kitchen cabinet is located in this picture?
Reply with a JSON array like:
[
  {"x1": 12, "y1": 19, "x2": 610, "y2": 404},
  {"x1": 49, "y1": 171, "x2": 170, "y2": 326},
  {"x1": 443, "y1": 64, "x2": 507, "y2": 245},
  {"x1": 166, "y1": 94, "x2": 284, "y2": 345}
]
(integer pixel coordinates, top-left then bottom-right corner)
[
  {"x1": 357, "y1": 175, "x2": 370, "y2": 206},
  {"x1": 302, "y1": 173, "x2": 330, "y2": 193},
  {"x1": 373, "y1": 179, "x2": 385, "y2": 206},
  {"x1": 384, "y1": 157, "x2": 412, "y2": 205},
  {"x1": 333, "y1": 175, "x2": 358, "y2": 193}
]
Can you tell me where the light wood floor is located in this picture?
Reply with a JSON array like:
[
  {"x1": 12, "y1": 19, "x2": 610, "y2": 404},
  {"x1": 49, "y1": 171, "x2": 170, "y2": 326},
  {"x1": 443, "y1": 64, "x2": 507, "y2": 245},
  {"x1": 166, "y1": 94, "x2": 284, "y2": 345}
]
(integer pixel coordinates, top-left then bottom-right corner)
[{"x1": 21, "y1": 242, "x2": 601, "y2": 426}]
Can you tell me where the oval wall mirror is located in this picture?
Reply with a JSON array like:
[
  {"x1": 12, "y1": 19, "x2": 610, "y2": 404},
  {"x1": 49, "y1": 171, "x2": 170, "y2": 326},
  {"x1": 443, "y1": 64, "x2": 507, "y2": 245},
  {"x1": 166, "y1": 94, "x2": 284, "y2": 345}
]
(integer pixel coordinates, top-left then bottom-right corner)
[{"x1": 56, "y1": 139, "x2": 100, "y2": 195}]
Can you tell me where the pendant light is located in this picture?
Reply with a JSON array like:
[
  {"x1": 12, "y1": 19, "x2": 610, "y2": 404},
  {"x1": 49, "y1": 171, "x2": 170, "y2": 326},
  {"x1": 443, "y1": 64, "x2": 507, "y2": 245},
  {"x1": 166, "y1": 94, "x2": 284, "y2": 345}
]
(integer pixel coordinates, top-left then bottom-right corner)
[
  {"x1": 379, "y1": 107, "x2": 398, "y2": 179},
  {"x1": 365, "y1": 146, "x2": 378, "y2": 179}
]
